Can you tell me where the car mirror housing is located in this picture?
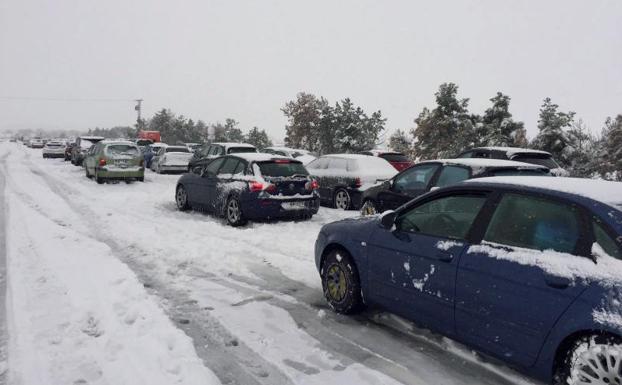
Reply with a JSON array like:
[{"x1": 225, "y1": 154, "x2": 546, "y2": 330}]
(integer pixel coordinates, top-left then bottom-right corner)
[{"x1": 380, "y1": 210, "x2": 397, "y2": 229}]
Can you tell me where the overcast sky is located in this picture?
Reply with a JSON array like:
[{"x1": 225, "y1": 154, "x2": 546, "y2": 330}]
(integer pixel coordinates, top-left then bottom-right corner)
[{"x1": 1, "y1": 0, "x2": 621, "y2": 141}]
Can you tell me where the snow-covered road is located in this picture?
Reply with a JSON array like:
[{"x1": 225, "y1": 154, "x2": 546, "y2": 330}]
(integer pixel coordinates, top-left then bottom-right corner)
[{"x1": 0, "y1": 143, "x2": 541, "y2": 385}]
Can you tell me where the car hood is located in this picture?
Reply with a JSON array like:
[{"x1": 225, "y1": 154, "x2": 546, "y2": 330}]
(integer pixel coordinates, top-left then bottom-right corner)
[{"x1": 321, "y1": 214, "x2": 379, "y2": 237}]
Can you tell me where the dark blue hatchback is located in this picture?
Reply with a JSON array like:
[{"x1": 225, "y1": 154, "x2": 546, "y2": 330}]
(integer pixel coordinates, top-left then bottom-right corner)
[
  {"x1": 176, "y1": 153, "x2": 320, "y2": 226},
  {"x1": 315, "y1": 176, "x2": 622, "y2": 384}
]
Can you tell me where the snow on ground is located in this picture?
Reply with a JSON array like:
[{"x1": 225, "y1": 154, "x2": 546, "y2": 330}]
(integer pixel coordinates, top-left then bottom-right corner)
[{"x1": 0, "y1": 143, "x2": 539, "y2": 385}]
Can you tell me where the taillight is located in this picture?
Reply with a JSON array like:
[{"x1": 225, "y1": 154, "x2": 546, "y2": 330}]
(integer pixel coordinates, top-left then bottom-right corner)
[
  {"x1": 249, "y1": 181, "x2": 264, "y2": 192},
  {"x1": 353, "y1": 177, "x2": 362, "y2": 188},
  {"x1": 99, "y1": 158, "x2": 107, "y2": 166},
  {"x1": 306, "y1": 180, "x2": 319, "y2": 190}
]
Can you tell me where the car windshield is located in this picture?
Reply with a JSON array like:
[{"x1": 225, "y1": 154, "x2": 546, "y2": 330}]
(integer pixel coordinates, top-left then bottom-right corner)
[
  {"x1": 380, "y1": 153, "x2": 410, "y2": 162},
  {"x1": 489, "y1": 168, "x2": 551, "y2": 177},
  {"x1": 511, "y1": 154, "x2": 559, "y2": 169},
  {"x1": 166, "y1": 147, "x2": 190, "y2": 153},
  {"x1": 106, "y1": 145, "x2": 139, "y2": 156},
  {"x1": 256, "y1": 161, "x2": 308, "y2": 177},
  {"x1": 228, "y1": 147, "x2": 256, "y2": 154},
  {"x1": 80, "y1": 139, "x2": 97, "y2": 149}
]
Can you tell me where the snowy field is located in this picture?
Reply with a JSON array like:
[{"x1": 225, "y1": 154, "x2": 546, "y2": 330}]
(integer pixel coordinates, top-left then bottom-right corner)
[{"x1": 0, "y1": 142, "x2": 541, "y2": 385}]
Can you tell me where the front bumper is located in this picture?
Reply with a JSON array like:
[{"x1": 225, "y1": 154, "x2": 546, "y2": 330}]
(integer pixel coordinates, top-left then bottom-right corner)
[{"x1": 241, "y1": 197, "x2": 320, "y2": 220}]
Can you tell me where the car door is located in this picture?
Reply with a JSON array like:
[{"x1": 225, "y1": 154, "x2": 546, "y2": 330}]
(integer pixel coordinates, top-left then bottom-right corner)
[
  {"x1": 377, "y1": 163, "x2": 440, "y2": 211},
  {"x1": 189, "y1": 157, "x2": 225, "y2": 210},
  {"x1": 306, "y1": 158, "x2": 331, "y2": 203},
  {"x1": 455, "y1": 192, "x2": 590, "y2": 368},
  {"x1": 211, "y1": 157, "x2": 241, "y2": 210},
  {"x1": 367, "y1": 192, "x2": 489, "y2": 336}
]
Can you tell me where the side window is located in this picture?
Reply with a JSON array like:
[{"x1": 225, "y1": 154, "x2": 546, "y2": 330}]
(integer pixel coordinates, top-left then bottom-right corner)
[
  {"x1": 307, "y1": 158, "x2": 328, "y2": 170},
  {"x1": 275, "y1": 151, "x2": 287, "y2": 156},
  {"x1": 473, "y1": 151, "x2": 490, "y2": 158},
  {"x1": 218, "y1": 158, "x2": 240, "y2": 175},
  {"x1": 593, "y1": 219, "x2": 622, "y2": 260},
  {"x1": 233, "y1": 160, "x2": 246, "y2": 175},
  {"x1": 393, "y1": 164, "x2": 439, "y2": 192},
  {"x1": 264, "y1": 149, "x2": 275, "y2": 155},
  {"x1": 483, "y1": 194, "x2": 580, "y2": 254},
  {"x1": 329, "y1": 158, "x2": 347, "y2": 170},
  {"x1": 204, "y1": 158, "x2": 225, "y2": 175},
  {"x1": 396, "y1": 194, "x2": 487, "y2": 239},
  {"x1": 457, "y1": 151, "x2": 473, "y2": 158},
  {"x1": 434, "y1": 166, "x2": 471, "y2": 188}
]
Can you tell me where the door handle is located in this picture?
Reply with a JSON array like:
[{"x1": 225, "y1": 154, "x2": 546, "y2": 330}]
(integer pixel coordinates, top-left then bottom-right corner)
[
  {"x1": 544, "y1": 275, "x2": 571, "y2": 289},
  {"x1": 436, "y1": 252, "x2": 453, "y2": 262}
]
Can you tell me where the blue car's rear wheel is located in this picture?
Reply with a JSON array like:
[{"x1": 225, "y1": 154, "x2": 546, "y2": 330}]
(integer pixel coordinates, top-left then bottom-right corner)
[
  {"x1": 225, "y1": 196, "x2": 247, "y2": 227},
  {"x1": 176, "y1": 185, "x2": 191, "y2": 211},
  {"x1": 321, "y1": 250, "x2": 364, "y2": 314}
]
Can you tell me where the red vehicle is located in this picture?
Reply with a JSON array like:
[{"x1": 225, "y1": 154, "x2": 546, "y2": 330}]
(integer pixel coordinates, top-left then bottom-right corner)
[
  {"x1": 138, "y1": 130, "x2": 161, "y2": 143},
  {"x1": 361, "y1": 150, "x2": 413, "y2": 171}
]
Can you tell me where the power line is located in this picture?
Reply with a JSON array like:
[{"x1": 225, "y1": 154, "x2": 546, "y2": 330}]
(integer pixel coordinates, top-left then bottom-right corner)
[{"x1": 0, "y1": 96, "x2": 135, "y2": 102}]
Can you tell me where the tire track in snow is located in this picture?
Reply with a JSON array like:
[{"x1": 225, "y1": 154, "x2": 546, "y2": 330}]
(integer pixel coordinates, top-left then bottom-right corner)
[
  {"x1": 0, "y1": 149, "x2": 11, "y2": 384},
  {"x1": 8, "y1": 151, "x2": 293, "y2": 385}
]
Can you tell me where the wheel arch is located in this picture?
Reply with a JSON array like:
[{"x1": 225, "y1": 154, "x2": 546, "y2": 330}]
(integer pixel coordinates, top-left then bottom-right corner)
[
  {"x1": 319, "y1": 243, "x2": 361, "y2": 281},
  {"x1": 552, "y1": 329, "x2": 622, "y2": 379}
]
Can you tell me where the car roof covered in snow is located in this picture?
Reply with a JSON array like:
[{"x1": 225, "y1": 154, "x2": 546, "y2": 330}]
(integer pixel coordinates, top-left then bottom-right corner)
[
  {"x1": 101, "y1": 140, "x2": 139, "y2": 146},
  {"x1": 265, "y1": 146, "x2": 309, "y2": 153},
  {"x1": 79, "y1": 136, "x2": 105, "y2": 140},
  {"x1": 361, "y1": 149, "x2": 403, "y2": 156},
  {"x1": 464, "y1": 176, "x2": 622, "y2": 213},
  {"x1": 322, "y1": 153, "x2": 380, "y2": 160},
  {"x1": 421, "y1": 158, "x2": 549, "y2": 169},
  {"x1": 231, "y1": 153, "x2": 300, "y2": 162},
  {"x1": 212, "y1": 142, "x2": 256, "y2": 149},
  {"x1": 471, "y1": 146, "x2": 552, "y2": 156}
]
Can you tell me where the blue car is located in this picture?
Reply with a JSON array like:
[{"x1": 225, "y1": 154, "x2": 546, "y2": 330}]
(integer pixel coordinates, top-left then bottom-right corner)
[
  {"x1": 315, "y1": 176, "x2": 622, "y2": 384},
  {"x1": 175, "y1": 153, "x2": 320, "y2": 226}
]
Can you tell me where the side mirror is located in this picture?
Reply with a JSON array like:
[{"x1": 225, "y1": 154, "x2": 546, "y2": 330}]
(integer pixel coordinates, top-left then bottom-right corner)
[{"x1": 380, "y1": 210, "x2": 397, "y2": 229}]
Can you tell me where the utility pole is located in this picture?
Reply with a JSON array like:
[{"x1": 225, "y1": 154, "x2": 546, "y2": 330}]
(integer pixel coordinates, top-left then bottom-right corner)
[{"x1": 134, "y1": 99, "x2": 143, "y2": 131}]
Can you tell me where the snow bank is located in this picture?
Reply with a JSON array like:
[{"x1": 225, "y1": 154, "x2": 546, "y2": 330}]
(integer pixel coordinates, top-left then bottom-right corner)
[{"x1": 5, "y1": 191, "x2": 220, "y2": 385}]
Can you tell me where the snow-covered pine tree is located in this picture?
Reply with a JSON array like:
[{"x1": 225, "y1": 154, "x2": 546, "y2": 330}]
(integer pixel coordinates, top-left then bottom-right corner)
[
  {"x1": 481, "y1": 92, "x2": 526, "y2": 147},
  {"x1": 411, "y1": 83, "x2": 476, "y2": 160},
  {"x1": 245, "y1": 127, "x2": 272, "y2": 150},
  {"x1": 148, "y1": 108, "x2": 176, "y2": 143},
  {"x1": 601, "y1": 115, "x2": 622, "y2": 181},
  {"x1": 332, "y1": 98, "x2": 385, "y2": 153},
  {"x1": 282, "y1": 92, "x2": 326, "y2": 152},
  {"x1": 532, "y1": 97, "x2": 575, "y2": 164},
  {"x1": 388, "y1": 129, "x2": 411, "y2": 154}
]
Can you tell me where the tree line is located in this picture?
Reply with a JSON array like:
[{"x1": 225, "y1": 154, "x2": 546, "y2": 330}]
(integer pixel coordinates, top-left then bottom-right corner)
[{"x1": 282, "y1": 84, "x2": 621, "y2": 181}]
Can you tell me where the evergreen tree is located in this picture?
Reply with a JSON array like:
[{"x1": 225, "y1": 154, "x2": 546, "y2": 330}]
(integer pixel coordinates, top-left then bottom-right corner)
[
  {"x1": 148, "y1": 108, "x2": 176, "y2": 142},
  {"x1": 388, "y1": 129, "x2": 411, "y2": 154},
  {"x1": 532, "y1": 97, "x2": 575, "y2": 162},
  {"x1": 195, "y1": 120, "x2": 208, "y2": 143},
  {"x1": 563, "y1": 119, "x2": 598, "y2": 177},
  {"x1": 211, "y1": 119, "x2": 244, "y2": 142},
  {"x1": 332, "y1": 98, "x2": 386, "y2": 153},
  {"x1": 411, "y1": 83, "x2": 476, "y2": 159},
  {"x1": 282, "y1": 92, "x2": 327, "y2": 152},
  {"x1": 601, "y1": 115, "x2": 622, "y2": 181},
  {"x1": 481, "y1": 92, "x2": 526, "y2": 147},
  {"x1": 245, "y1": 127, "x2": 272, "y2": 150}
]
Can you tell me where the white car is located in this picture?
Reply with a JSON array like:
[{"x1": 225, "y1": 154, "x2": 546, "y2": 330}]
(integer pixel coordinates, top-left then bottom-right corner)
[
  {"x1": 42, "y1": 141, "x2": 66, "y2": 158},
  {"x1": 152, "y1": 145, "x2": 193, "y2": 174},
  {"x1": 264, "y1": 146, "x2": 317, "y2": 165},
  {"x1": 29, "y1": 138, "x2": 45, "y2": 148}
]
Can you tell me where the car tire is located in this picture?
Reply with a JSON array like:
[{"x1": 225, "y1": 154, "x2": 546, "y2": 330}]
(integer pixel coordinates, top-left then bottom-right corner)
[
  {"x1": 554, "y1": 334, "x2": 622, "y2": 385},
  {"x1": 225, "y1": 195, "x2": 247, "y2": 227},
  {"x1": 95, "y1": 170, "x2": 104, "y2": 184},
  {"x1": 85, "y1": 167, "x2": 91, "y2": 179},
  {"x1": 176, "y1": 185, "x2": 191, "y2": 211},
  {"x1": 321, "y1": 249, "x2": 364, "y2": 314},
  {"x1": 360, "y1": 199, "x2": 378, "y2": 216},
  {"x1": 138, "y1": 176, "x2": 144, "y2": 182},
  {"x1": 333, "y1": 189, "x2": 351, "y2": 210}
]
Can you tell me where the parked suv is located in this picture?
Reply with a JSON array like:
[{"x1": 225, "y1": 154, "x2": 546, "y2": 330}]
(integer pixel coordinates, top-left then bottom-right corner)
[
  {"x1": 188, "y1": 142, "x2": 257, "y2": 171},
  {"x1": 42, "y1": 141, "x2": 66, "y2": 158},
  {"x1": 305, "y1": 154, "x2": 398, "y2": 210},
  {"x1": 360, "y1": 158, "x2": 550, "y2": 215},
  {"x1": 457, "y1": 146, "x2": 568, "y2": 176},
  {"x1": 176, "y1": 153, "x2": 320, "y2": 225},
  {"x1": 315, "y1": 176, "x2": 622, "y2": 385},
  {"x1": 84, "y1": 140, "x2": 144, "y2": 183},
  {"x1": 71, "y1": 136, "x2": 104, "y2": 166}
]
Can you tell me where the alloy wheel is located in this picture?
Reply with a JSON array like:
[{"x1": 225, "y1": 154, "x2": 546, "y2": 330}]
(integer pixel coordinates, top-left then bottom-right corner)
[
  {"x1": 334, "y1": 190, "x2": 350, "y2": 210},
  {"x1": 227, "y1": 199, "x2": 241, "y2": 223},
  {"x1": 326, "y1": 264, "x2": 347, "y2": 302},
  {"x1": 569, "y1": 343, "x2": 622, "y2": 384},
  {"x1": 176, "y1": 187, "x2": 187, "y2": 209}
]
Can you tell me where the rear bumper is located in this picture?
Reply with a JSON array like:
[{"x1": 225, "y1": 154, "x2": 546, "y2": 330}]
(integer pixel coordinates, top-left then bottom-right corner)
[
  {"x1": 97, "y1": 167, "x2": 144, "y2": 179},
  {"x1": 42, "y1": 151, "x2": 65, "y2": 157},
  {"x1": 159, "y1": 164, "x2": 188, "y2": 173},
  {"x1": 241, "y1": 197, "x2": 320, "y2": 220}
]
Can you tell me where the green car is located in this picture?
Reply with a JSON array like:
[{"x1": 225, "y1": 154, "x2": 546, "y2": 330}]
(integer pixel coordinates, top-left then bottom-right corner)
[{"x1": 84, "y1": 141, "x2": 145, "y2": 184}]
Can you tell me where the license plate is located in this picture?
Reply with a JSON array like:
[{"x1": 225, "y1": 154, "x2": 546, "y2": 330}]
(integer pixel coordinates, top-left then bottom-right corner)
[
  {"x1": 281, "y1": 201, "x2": 306, "y2": 210},
  {"x1": 117, "y1": 160, "x2": 128, "y2": 168}
]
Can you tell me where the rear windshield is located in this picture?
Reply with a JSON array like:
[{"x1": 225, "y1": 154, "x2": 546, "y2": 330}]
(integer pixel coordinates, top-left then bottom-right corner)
[
  {"x1": 511, "y1": 154, "x2": 559, "y2": 169},
  {"x1": 80, "y1": 139, "x2": 97, "y2": 149},
  {"x1": 166, "y1": 147, "x2": 190, "y2": 153},
  {"x1": 106, "y1": 145, "x2": 140, "y2": 156},
  {"x1": 256, "y1": 161, "x2": 308, "y2": 177},
  {"x1": 228, "y1": 147, "x2": 256, "y2": 154},
  {"x1": 489, "y1": 168, "x2": 551, "y2": 177},
  {"x1": 380, "y1": 153, "x2": 410, "y2": 162}
]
